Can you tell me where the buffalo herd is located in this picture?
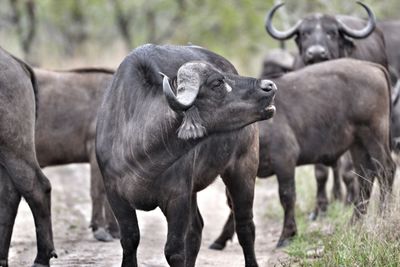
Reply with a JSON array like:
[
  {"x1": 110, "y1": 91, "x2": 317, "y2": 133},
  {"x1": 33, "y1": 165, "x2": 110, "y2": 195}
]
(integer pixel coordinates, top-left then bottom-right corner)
[{"x1": 0, "y1": 2, "x2": 399, "y2": 267}]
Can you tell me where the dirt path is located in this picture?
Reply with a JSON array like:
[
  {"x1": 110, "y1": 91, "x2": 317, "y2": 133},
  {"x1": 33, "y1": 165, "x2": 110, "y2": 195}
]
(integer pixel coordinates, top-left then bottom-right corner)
[{"x1": 8, "y1": 164, "x2": 286, "y2": 266}]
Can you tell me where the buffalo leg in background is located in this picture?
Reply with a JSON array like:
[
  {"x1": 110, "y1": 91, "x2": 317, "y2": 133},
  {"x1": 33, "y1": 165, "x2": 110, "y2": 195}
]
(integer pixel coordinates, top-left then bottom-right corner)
[
  {"x1": 0, "y1": 168, "x2": 21, "y2": 267},
  {"x1": 209, "y1": 191, "x2": 235, "y2": 250},
  {"x1": 310, "y1": 164, "x2": 330, "y2": 221},
  {"x1": 89, "y1": 150, "x2": 119, "y2": 241},
  {"x1": 350, "y1": 135, "x2": 395, "y2": 220}
]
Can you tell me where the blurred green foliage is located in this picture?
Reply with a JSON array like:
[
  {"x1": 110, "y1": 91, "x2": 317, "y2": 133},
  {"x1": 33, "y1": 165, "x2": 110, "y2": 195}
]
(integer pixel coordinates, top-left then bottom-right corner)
[{"x1": 0, "y1": 0, "x2": 399, "y2": 75}]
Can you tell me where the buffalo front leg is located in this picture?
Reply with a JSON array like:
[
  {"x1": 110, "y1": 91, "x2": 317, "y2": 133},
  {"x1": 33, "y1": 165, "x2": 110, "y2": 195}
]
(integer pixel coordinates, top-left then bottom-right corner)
[
  {"x1": 161, "y1": 195, "x2": 191, "y2": 267},
  {"x1": 276, "y1": 168, "x2": 297, "y2": 247},
  {"x1": 0, "y1": 168, "x2": 21, "y2": 267},
  {"x1": 185, "y1": 194, "x2": 204, "y2": 267},
  {"x1": 209, "y1": 190, "x2": 235, "y2": 250},
  {"x1": 221, "y1": 171, "x2": 258, "y2": 267},
  {"x1": 310, "y1": 164, "x2": 329, "y2": 221},
  {"x1": 107, "y1": 193, "x2": 140, "y2": 267}
]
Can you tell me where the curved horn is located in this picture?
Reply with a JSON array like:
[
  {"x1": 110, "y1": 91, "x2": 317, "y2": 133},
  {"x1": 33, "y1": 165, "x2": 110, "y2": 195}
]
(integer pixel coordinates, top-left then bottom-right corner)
[
  {"x1": 265, "y1": 3, "x2": 301, "y2": 40},
  {"x1": 160, "y1": 72, "x2": 192, "y2": 111},
  {"x1": 338, "y1": 1, "x2": 376, "y2": 39}
]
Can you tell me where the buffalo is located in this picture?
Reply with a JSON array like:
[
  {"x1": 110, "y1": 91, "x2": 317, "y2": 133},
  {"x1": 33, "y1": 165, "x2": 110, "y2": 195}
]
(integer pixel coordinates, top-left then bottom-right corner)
[
  {"x1": 211, "y1": 59, "x2": 395, "y2": 249},
  {"x1": 0, "y1": 48, "x2": 56, "y2": 267},
  {"x1": 265, "y1": 2, "x2": 392, "y2": 218},
  {"x1": 95, "y1": 44, "x2": 277, "y2": 267},
  {"x1": 266, "y1": 2, "x2": 386, "y2": 68},
  {"x1": 33, "y1": 68, "x2": 118, "y2": 241},
  {"x1": 378, "y1": 20, "x2": 400, "y2": 76},
  {"x1": 378, "y1": 20, "x2": 400, "y2": 144},
  {"x1": 260, "y1": 48, "x2": 294, "y2": 78}
]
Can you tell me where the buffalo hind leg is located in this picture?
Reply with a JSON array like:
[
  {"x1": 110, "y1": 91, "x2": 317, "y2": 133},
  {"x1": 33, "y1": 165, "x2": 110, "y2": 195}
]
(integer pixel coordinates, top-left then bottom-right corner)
[
  {"x1": 276, "y1": 167, "x2": 297, "y2": 247},
  {"x1": 310, "y1": 164, "x2": 329, "y2": 221},
  {"x1": 209, "y1": 191, "x2": 235, "y2": 250},
  {"x1": 350, "y1": 144, "x2": 376, "y2": 221},
  {"x1": 185, "y1": 194, "x2": 204, "y2": 267},
  {"x1": 6, "y1": 158, "x2": 56, "y2": 267},
  {"x1": 0, "y1": 167, "x2": 21, "y2": 267},
  {"x1": 355, "y1": 128, "x2": 396, "y2": 216},
  {"x1": 366, "y1": 141, "x2": 395, "y2": 213}
]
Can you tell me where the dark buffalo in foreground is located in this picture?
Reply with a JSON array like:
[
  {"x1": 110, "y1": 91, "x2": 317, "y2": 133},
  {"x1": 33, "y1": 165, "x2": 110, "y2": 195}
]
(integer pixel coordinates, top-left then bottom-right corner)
[
  {"x1": 210, "y1": 59, "x2": 395, "y2": 249},
  {"x1": 96, "y1": 44, "x2": 277, "y2": 267},
  {"x1": 265, "y1": 2, "x2": 391, "y2": 217},
  {"x1": 33, "y1": 68, "x2": 118, "y2": 242},
  {"x1": 0, "y1": 48, "x2": 56, "y2": 267}
]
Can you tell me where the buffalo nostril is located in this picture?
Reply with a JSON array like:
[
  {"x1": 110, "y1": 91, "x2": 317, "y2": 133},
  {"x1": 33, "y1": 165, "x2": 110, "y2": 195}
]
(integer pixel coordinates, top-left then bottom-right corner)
[{"x1": 260, "y1": 79, "x2": 277, "y2": 92}]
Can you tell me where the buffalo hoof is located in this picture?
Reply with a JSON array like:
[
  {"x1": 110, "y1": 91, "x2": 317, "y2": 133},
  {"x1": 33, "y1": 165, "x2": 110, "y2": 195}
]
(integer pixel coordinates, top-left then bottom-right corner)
[
  {"x1": 308, "y1": 211, "x2": 318, "y2": 221},
  {"x1": 0, "y1": 259, "x2": 8, "y2": 267},
  {"x1": 209, "y1": 242, "x2": 226, "y2": 250},
  {"x1": 110, "y1": 230, "x2": 120, "y2": 239},
  {"x1": 108, "y1": 226, "x2": 121, "y2": 239},
  {"x1": 94, "y1": 227, "x2": 113, "y2": 242},
  {"x1": 50, "y1": 250, "x2": 58, "y2": 259},
  {"x1": 276, "y1": 237, "x2": 293, "y2": 248}
]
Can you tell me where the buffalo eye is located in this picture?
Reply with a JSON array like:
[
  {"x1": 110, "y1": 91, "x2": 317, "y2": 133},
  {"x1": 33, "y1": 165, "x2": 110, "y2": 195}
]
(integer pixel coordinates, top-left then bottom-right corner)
[
  {"x1": 301, "y1": 31, "x2": 310, "y2": 38},
  {"x1": 326, "y1": 30, "x2": 337, "y2": 38},
  {"x1": 211, "y1": 79, "x2": 224, "y2": 89}
]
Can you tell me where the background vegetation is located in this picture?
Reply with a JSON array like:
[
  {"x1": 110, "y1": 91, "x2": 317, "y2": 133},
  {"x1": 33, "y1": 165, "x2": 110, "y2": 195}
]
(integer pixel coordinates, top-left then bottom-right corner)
[{"x1": 1, "y1": 0, "x2": 399, "y2": 76}]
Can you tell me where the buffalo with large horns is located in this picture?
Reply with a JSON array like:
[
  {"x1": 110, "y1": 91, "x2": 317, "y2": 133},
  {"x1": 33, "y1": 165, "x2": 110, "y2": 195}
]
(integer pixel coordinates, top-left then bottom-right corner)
[{"x1": 265, "y1": 1, "x2": 387, "y2": 68}]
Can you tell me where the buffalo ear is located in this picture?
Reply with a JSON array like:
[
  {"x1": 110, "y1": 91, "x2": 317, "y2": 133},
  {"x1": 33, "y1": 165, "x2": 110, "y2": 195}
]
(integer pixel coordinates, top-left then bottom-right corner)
[
  {"x1": 177, "y1": 106, "x2": 207, "y2": 140},
  {"x1": 340, "y1": 35, "x2": 355, "y2": 57}
]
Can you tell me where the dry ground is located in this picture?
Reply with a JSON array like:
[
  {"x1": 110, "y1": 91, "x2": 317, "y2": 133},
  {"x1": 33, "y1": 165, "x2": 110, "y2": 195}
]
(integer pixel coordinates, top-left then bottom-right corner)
[{"x1": 8, "y1": 164, "x2": 290, "y2": 267}]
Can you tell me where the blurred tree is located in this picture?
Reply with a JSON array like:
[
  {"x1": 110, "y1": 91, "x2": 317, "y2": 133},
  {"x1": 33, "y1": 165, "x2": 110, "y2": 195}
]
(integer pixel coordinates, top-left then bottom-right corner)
[
  {"x1": 64, "y1": 0, "x2": 88, "y2": 56},
  {"x1": 110, "y1": 0, "x2": 187, "y2": 49},
  {"x1": 9, "y1": 0, "x2": 36, "y2": 62},
  {"x1": 110, "y1": 0, "x2": 134, "y2": 49},
  {"x1": 0, "y1": 0, "x2": 398, "y2": 73}
]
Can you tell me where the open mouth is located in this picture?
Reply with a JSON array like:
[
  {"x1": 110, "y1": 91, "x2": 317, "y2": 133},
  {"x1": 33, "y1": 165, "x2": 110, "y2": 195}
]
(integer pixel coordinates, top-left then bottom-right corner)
[
  {"x1": 265, "y1": 104, "x2": 276, "y2": 113},
  {"x1": 264, "y1": 104, "x2": 276, "y2": 117}
]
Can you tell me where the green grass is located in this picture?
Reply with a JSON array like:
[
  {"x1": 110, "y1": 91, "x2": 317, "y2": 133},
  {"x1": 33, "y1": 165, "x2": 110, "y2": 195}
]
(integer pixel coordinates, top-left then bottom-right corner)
[{"x1": 280, "y1": 166, "x2": 400, "y2": 267}]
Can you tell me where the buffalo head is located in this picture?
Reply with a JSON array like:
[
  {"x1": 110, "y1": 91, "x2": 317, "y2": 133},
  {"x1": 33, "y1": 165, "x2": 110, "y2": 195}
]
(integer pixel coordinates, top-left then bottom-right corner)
[
  {"x1": 161, "y1": 62, "x2": 277, "y2": 139},
  {"x1": 265, "y1": 1, "x2": 375, "y2": 65}
]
